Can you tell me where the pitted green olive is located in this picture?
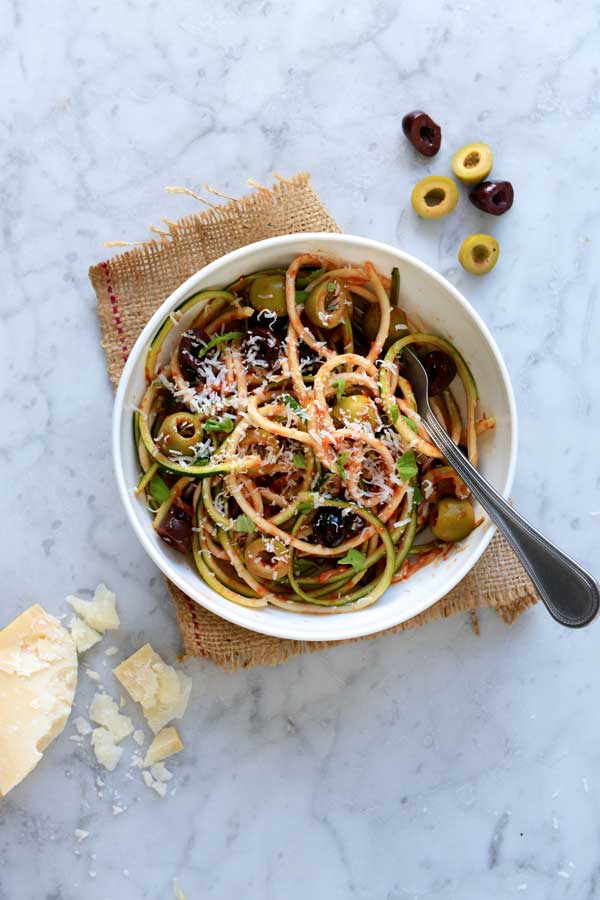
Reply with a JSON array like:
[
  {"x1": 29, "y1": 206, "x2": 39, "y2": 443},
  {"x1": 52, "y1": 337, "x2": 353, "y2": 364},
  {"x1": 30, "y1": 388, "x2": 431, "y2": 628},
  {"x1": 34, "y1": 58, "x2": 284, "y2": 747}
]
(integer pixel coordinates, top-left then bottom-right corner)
[
  {"x1": 458, "y1": 234, "x2": 499, "y2": 275},
  {"x1": 249, "y1": 274, "x2": 287, "y2": 317},
  {"x1": 451, "y1": 142, "x2": 493, "y2": 185},
  {"x1": 333, "y1": 394, "x2": 377, "y2": 428},
  {"x1": 304, "y1": 279, "x2": 351, "y2": 330},
  {"x1": 363, "y1": 305, "x2": 408, "y2": 348},
  {"x1": 245, "y1": 537, "x2": 290, "y2": 580},
  {"x1": 158, "y1": 412, "x2": 203, "y2": 456},
  {"x1": 429, "y1": 497, "x2": 475, "y2": 542},
  {"x1": 411, "y1": 176, "x2": 459, "y2": 219}
]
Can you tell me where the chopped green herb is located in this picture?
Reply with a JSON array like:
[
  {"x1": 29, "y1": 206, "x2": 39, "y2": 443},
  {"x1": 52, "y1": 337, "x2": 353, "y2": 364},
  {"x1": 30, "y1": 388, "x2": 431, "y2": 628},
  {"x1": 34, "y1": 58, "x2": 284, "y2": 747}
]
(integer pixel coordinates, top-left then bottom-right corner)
[
  {"x1": 292, "y1": 453, "x2": 306, "y2": 469},
  {"x1": 333, "y1": 378, "x2": 345, "y2": 405},
  {"x1": 401, "y1": 414, "x2": 418, "y2": 433},
  {"x1": 234, "y1": 514, "x2": 256, "y2": 534},
  {"x1": 339, "y1": 548, "x2": 367, "y2": 572},
  {"x1": 413, "y1": 485, "x2": 424, "y2": 504},
  {"x1": 197, "y1": 331, "x2": 243, "y2": 361},
  {"x1": 336, "y1": 450, "x2": 350, "y2": 481},
  {"x1": 204, "y1": 416, "x2": 235, "y2": 433},
  {"x1": 327, "y1": 281, "x2": 336, "y2": 293},
  {"x1": 280, "y1": 393, "x2": 308, "y2": 421},
  {"x1": 295, "y1": 290, "x2": 308, "y2": 304},
  {"x1": 296, "y1": 501, "x2": 314, "y2": 515},
  {"x1": 149, "y1": 475, "x2": 171, "y2": 505},
  {"x1": 390, "y1": 403, "x2": 399, "y2": 424},
  {"x1": 396, "y1": 450, "x2": 418, "y2": 481}
]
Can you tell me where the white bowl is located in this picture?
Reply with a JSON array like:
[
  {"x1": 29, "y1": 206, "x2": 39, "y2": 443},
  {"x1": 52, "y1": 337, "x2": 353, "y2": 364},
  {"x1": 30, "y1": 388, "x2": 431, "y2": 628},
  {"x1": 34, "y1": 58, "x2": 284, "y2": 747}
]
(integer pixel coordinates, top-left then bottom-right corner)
[{"x1": 113, "y1": 233, "x2": 517, "y2": 641}]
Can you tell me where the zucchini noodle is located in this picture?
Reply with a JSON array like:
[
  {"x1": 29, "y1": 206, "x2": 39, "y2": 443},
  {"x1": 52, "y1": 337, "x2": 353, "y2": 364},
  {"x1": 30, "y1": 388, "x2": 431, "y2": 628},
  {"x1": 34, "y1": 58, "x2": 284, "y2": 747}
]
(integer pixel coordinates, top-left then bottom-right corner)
[{"x1": 134, "y1": 253, "x2": 494, "y2": 614}]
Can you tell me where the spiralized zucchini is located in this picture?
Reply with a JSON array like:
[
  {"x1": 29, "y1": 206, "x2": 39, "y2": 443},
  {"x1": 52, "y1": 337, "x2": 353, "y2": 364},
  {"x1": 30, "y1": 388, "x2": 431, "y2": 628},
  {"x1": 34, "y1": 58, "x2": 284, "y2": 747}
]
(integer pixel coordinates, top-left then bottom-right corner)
[{"x1": 134, "y1": 254, "x2": 494, "y2": 613}]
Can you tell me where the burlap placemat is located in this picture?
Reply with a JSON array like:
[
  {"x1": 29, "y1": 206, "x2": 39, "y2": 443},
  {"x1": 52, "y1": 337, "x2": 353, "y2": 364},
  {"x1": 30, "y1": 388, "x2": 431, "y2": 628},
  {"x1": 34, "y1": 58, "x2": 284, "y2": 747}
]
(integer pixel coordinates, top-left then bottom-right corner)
[{"x1": 90, "y1": 172, "x2": 537, "y2": 670}]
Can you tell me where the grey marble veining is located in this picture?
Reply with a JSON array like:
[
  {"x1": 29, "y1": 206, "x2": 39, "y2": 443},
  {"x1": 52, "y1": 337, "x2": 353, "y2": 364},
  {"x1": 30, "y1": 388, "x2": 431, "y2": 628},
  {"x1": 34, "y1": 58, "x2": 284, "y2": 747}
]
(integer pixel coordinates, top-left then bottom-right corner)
[{"x1": 1, "y1": 1, "x2": 600, "y2": 898}]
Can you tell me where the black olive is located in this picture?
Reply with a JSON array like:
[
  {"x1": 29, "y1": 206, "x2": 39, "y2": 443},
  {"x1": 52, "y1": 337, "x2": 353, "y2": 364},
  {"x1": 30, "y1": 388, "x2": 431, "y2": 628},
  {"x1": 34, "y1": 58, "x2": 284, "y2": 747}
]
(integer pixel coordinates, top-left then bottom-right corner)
[
  {"x1": 247, "y1": 310, "x2": 288, "y2": 337},
  {"x1": 297, "y1": 341, "x2": 321, "y2": 376},
  {"x1": 421, "y1": 350, "x2": 457, "y2": 396},
  {"x1": 156, "y1": 496, "x2": 193, "y2": 554},
  {"x1": 178, "y1": 328, "x2": 209, "y2": 383},
  {"x1": 469, "y1": 180, "x2": 514, "y2": 216},
  {"x1": 312, "y1": 507, "x2": 361, "y2": 548},
  {"x1": 242, "y1": 327, "x2": 281, "y2": 368},
  {"x1": 402, "y1": 110, "x2": 442, "y2": 157}
]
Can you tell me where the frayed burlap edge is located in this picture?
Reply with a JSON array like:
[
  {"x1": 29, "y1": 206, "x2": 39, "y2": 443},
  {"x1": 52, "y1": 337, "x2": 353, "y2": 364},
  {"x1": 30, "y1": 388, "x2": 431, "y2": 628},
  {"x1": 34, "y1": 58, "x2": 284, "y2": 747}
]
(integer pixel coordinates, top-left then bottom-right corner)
[{"x1": 90, "y1": 172, "x2": 538, "y2": 670}]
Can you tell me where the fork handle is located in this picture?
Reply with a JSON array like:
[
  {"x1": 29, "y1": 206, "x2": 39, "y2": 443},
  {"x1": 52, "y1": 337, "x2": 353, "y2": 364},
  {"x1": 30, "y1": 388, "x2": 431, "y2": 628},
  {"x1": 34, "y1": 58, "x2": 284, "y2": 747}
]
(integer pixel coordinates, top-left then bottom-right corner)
[{"x1": 421, "y1": 410, "x2": 600, "y2": 628}]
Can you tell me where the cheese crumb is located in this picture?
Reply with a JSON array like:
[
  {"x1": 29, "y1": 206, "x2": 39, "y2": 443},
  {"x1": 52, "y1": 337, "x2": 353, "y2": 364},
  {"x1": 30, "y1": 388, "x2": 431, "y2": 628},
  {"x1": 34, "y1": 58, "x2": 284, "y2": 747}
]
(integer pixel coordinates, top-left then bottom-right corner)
[
  {"x1": 74, "y1": 829, "x2": 89, "y2": 842},
  {"x1": 69, "y1": 616, "x2": 102, "y2": 653},
  {"x1": 133, "y1": 730, "x2": 145, "y2": 747},
  {"x1": 74, "y1": 716, "x2": 92, "y2": 736},
  {"x1": 112, "y1": 804, "x2": 126, "y2": 816},
  {"x1": 143, "y1": 726, "x2": 184, "y2": 766},
  {"x1": 113, "y1": 644, "x2": 191, "y2": 734},
  {"x1": 142, "y1": 769, "x2": 168, "y2": 798},
  {"x1": 67, "y1": 584, "x2": 120, "y2": 633},
  {"x1": 150, "y1": 762, "x2": 173, "y2": 782},
  {"x1": 90, "y1": 727, "x2": 122, "y2": 772},
  {"x1": 104, "y1": 647, "x2": 119, "y2": 657},
  {"x1": 85, "y1": 669, "x2": 101, "y2": 682},
  {"x1": 89, "y1": 693, "x2": 133, "y2": 743}
]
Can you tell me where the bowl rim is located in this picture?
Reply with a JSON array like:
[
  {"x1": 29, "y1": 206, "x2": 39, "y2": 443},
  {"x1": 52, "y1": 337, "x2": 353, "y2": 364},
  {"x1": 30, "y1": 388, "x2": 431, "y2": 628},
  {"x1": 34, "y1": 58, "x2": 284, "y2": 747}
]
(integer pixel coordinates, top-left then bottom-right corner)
[{"x1": 112, "y1": 231, "x2": 518, "y2": 641}]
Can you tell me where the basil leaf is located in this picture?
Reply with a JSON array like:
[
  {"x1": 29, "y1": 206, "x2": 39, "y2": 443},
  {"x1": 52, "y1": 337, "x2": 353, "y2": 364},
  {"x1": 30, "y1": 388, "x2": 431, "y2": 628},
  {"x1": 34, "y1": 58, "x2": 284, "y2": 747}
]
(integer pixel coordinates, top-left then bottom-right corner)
[
  {"x1": 336, "y1": 451, "x2": 350, "y2": 481},
  {"x1": 234, "y1": 514, "x2": 256, "y2": 533},
  {"x1": 401, "y1": 414, "x2": 418, "y2": 433},
  {"x1": 413, "y1": 485, "x2": 424, "y2": 504},
  {"x1": 149, "y1": 475, "x2": 171, "y2": 505},
  {"x1": 204, "y1": 416, "x2": 235, "y2": 433},
  {"x1": 396, "y1": 450, "x2": 418, "y2": 481},
  {"x1": 280, "y1": 393, "x2": 308, "y2": 421},
  {"x1": 339, "y1": 548, "x2": 366, "y2": 572},
  {"x1": 333, "y1": 378, "x2": 345, "y2": 405}
]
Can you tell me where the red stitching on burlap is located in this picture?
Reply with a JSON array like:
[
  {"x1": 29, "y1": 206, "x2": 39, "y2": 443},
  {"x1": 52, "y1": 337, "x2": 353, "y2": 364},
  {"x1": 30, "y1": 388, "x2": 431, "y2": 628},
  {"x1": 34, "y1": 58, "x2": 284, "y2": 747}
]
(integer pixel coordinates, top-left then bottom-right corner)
[{"x1": 102, "y1": 261, "x2": 129, "y2": 363}]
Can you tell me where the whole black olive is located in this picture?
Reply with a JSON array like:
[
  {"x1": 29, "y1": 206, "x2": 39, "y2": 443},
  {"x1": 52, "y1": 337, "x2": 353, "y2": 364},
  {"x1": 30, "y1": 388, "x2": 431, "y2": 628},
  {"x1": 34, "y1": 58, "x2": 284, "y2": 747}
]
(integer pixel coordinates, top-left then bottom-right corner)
[
  {"x1": 422, "y1": 350, "x2": 457, "y2": 396},
  {"x1": 156, "y1": 497, "x2": 193, "y2": 554},
  {"x1": 469, "y1": 180, "x2": 514, "y2": 216},
  {"x1": 402, "y1": 110, "x2": 442, "y2": 157},
  {"x1": 242, "y1": 327, "x2": 281, "y2": 368},
  {"x1": 312, "y1": 507, "x2": 361, "y2": 548},
  {"x1": 178, "y1": 328, "x2": 209, "y2": 383}
]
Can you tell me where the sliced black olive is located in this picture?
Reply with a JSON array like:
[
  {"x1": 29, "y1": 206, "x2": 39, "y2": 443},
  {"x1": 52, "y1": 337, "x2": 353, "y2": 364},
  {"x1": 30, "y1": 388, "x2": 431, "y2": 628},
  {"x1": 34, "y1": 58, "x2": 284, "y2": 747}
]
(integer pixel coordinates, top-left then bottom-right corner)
[
  {"x1": 402, "y1": 110, "x2": 442, "y2": 157},
  {"x1": 155, "y1": 496, "x2": 193, "y2": 554},
  {"x1": 421, "y1": 350, "x2": 457, "y2": 396},
  {"x1": 312, "y1": 507, "x2": 361, "y2": 548},
  {"x1": 178, "y1": 328, "x2": 209, "y2": 383},
  {"x1": 298, "y1": 341, "x2": 321, "y2": 376},
  {"x1": 469, "y1": 180, "x2": 514, "y2": 216},
  {"x1": 242, "y1": 327, "x2": 282, "y2": 368}
]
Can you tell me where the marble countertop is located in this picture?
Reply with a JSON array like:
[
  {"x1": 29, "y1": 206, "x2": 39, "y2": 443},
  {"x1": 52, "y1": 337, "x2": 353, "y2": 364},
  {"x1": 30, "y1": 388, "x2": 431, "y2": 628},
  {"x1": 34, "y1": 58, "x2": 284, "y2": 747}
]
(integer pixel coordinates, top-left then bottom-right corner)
[{"x1": 2, "y1": 1, "x2": 600, "y2": 897}]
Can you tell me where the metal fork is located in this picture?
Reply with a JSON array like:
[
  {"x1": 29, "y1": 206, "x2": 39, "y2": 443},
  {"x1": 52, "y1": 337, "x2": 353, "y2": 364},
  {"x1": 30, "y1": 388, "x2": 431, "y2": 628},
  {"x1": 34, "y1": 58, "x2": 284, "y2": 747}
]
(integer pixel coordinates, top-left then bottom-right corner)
[{"x1": 403, "y1": 348, "x2": 600, "y2": 628}]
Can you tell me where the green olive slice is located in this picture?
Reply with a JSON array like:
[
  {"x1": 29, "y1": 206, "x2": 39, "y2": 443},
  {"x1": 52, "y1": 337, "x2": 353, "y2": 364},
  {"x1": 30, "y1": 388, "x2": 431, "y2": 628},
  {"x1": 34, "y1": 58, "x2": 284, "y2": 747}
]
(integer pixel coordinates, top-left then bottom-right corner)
[
  {"x1": 158, "y1": 412, "x2": 203, "y2": 456},
  {"x1": 333, "y1": 394, "x2": 378, "y2": 428},
  {"x1": 244, "y1": 537, "x2": 290, "y2": 580},
  {"x1": 304, "y1": 279, "x2": 351, "y2": 329},
  {"x1": 451, "y1": 142, "x2": 493, "y2": 185},
  {"x1": 458, "y1": 234, "x2": 499, "y2": 275},
  {"x1": 249, "y1": 274, "x2": 287, "y2": 316},
  {"x1": 429, "y1": 497, "x2": 475, "y2": 542},
  {"x1": 411, "y1": 176, "x2": 459, "y2": 219}
]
